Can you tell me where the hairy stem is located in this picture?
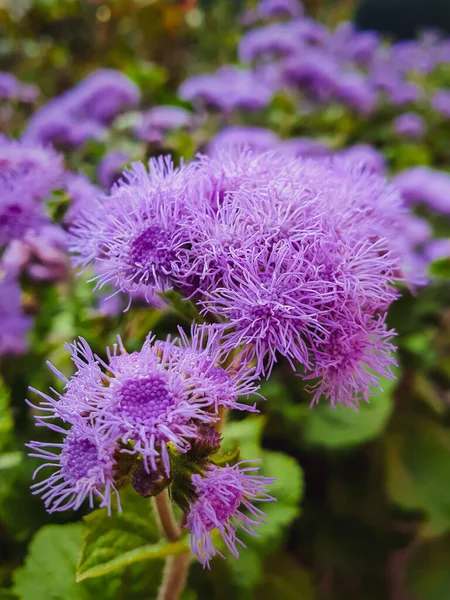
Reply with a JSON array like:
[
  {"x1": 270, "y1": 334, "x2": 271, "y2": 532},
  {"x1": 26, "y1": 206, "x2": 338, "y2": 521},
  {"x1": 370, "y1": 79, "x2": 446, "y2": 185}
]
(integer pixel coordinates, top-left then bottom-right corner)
[
  {"x1": 157, "y1": 552, "x2": 192, "y2": 600},
  {"x1": 153, "y1": 489, "x2": 180, "y2": 542},
  {"x1": 154, "y1": 490, "x2": 191, "y2": 600}
]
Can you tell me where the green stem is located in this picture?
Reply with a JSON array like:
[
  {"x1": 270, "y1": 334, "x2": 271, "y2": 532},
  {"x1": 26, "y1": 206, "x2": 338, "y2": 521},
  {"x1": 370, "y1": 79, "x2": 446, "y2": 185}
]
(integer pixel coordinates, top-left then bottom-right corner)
[
  {"x1": 154, "y1": 489, "x2": 191, "y2": 600},
  {"x1": 157, "y1": 552, "x2": 192, "y2": 600},
  {"x1": 153, "y1": 489, "x2": 180, "y2": 542}
]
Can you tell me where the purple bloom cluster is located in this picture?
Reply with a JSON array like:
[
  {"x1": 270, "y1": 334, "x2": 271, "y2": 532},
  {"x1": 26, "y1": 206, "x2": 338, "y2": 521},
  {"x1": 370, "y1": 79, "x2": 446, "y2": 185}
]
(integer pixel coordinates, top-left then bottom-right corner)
[
  {"x1": 0, "y1": 137, "x2": 64, "y2": 246},
  {"x1": 393, "y1": 113, "x2": 427, "y2": 139},
  {"x1": 187, "y1": 461, "x2": 274, "y2": 567},
  {"x1": 393, "y1": 167, "x2": 450, "y2": 216},
  {"x1": 135, "y1": 106, "x2": 193, "y2": 144},
  {"x1": 179, "y1": 66, "x2": 274, "y2": 112},
  {"x1": 0, "y1": 274, "x2": 31, "y2": 356},
  {"x1": 0, "y1": 72, "x2": 38, "y2": 103},
  {"x1": 24, "y1": 70, "x2": 140, "y2": 148},
  {"x1": 28, "y1": 326, "x2": 260, "y2": 513},
  {"x1": 71, "y1": 147, "x2": 411, "y2": 407}
]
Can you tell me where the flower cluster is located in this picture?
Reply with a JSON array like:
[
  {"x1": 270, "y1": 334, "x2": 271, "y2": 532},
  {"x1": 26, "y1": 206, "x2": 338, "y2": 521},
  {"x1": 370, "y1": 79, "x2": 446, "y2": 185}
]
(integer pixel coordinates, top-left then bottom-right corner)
[
  {"x1": 28, "y1": 326, "x2": 272, "y2": 564},
  {"x1": 70, "y1": 146, "x2": 411, "y2": 407},
  {"x1": 24, "y1": 69, "x2": 140, "y2": 148}
]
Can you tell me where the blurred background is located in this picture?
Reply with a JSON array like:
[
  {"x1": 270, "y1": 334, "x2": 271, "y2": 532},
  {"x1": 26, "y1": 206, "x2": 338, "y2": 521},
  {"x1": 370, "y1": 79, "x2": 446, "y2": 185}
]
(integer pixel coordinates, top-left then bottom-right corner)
[{"x1": 0, "y1": 1, "x2": 450, "y2": 599}]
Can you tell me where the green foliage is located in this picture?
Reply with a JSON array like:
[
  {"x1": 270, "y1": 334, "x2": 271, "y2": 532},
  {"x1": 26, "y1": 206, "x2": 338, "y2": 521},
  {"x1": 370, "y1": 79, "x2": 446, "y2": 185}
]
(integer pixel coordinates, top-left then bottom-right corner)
[
  {"x1": 13, "y1": 524, "x2": 90, "y2": 600},
  {"x1": 303, "y1": 372, "x2": 397, "y2": 449},
  {"x1": 77, "y1": 489, "x2": 188, "y2": 582}
]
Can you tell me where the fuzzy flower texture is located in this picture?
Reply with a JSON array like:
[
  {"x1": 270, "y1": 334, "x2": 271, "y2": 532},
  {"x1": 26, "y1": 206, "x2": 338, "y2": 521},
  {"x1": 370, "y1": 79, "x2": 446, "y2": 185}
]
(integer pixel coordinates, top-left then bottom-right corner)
[
  {"x1": 28, "y1": 326, "x2": 272, "y2": 565},
  {"x1": 71, "y1": 147, "x2": 410, "y2": 408}
]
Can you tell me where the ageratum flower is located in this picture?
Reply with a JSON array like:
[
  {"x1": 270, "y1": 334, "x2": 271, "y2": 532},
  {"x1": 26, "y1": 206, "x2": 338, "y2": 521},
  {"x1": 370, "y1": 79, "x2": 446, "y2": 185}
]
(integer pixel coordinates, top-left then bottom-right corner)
[
  {"x1": 190, "y1": 150, "x2": 409, "y2": 405},
  {"x1": 393, "y1": 167, "x2": 450, "y2": 216},
  {"x1": 24, "y1": 69, "x2": 139, "y2": 147},
  {"x1": 393, "y1": 113, "x2": 426, "y2": 139},
  {"x1": 135, "y1": 106, "x2": 193, "y2": 144},
  {"x1": 0, "y1": 274, "x2": 31, "y2": 356},
  {"x1": 432, "y1": 89, "x2": 450, "y2": 118},
  {"x1": 258, "y1": 0, "x2": 304, "y2": 19},
  {"x1": 209, "y1": 126, "x2": 279, "y2": 154},
  {"x1": 186, "y1": 461, "x2": 275, "y2": 567},
  {"x1": 0, "y1": 181, "x2": 47, "y2": 246},
  {"x1": 29, "y1": 329, "x2": 256, "y2": 491},
  {"x1": 0, "y1": 136, "x2": 64, "y2": 201},
  {"x1": 174, "y1": 325, "x2": 260, "y2": 412},
  {"x1": 70, "y1": 157, "x2": 196, "y2": 296},
  {"x1": 179, "y1": 66, "x2": 274, "y2": 112},
  {"x1": 97, "y1": 151, "x2": 130, "y2": 189},
  {"x1": 0, "y1": 72, "x2": 38, "y2": 103},
  {"x1": 28, "y1": 420, "x2": 120, "y2": 514}
]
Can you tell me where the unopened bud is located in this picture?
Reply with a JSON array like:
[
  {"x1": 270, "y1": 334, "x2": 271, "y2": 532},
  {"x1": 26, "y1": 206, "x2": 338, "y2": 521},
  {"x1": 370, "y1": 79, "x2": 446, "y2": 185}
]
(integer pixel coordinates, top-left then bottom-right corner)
[{"x1": 131, "y1": 461, "x2": 171, "y2": 498}]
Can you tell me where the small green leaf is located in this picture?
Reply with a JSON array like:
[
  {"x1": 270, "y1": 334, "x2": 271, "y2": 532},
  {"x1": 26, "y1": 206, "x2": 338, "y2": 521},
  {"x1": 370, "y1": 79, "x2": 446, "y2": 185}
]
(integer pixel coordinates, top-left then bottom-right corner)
[
  {"x1": 210, "y1": 446, "x2": 240, "y2": 467},
  {"x1": 163, "y1": 290, "x2": 204, "y2": 324},
  {"x1": 303, "y1": 372, "x2": 396, "y2": 449},
  {"x1": 222, "y1": 416, "x2": 266, "y2": 459},
  {"x1": 77, "y1": 489, "x2": 189, "y2": 581},
  {"x1": 428, "y1": 257, "x2": 450, "y2": 279}
]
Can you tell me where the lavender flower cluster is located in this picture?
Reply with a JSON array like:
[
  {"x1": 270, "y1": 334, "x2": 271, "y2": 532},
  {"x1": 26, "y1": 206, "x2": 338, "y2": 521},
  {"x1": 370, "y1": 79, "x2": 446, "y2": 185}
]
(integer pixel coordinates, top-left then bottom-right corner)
[
  {"x1": 28, "y1": 327, "x2": 273, "y2": 567},
  {"x1": 71, "y1": 147, "x2": 410, "y2": 408},
  {"x1": 180, "y1": 0, "x2": 450, "y2": 143}
]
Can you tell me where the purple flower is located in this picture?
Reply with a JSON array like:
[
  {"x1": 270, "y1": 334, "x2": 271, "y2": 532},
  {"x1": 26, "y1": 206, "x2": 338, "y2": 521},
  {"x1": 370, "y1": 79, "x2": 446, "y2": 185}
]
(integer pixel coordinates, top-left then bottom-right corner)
[
  {"x1": 24, "y1": 102, "x2": 107, "y2": 148},
  {"x1": 186, "y1": 461, "x2": 275, "y2": 567},
  {"x1": 63, "y1": 172, "x2": 101, "y2": 224},
  {"x1": 393, "y1": 167, "x2": 450, "y2": 215},
  {"x1": 0, "y1": 274, "x2": 31, "y2": 356},
  {"x1": 393, "y1": 113, "x2": 427, "y2": 139},
  {"x1": 335, "y1": 73, "x2": 378, "y2": 115},
  {"x1": 28, "y1": 420, "x2": 120, "y2": 514},
  {"x1": 279, "y1": 137, "x2": 330, "y2": 158},
  {"x1": 2, "y1": 225, "x2": 68, "y2": 282},
  {"x1": 0, "y1": 136, "x2": 64, "y2": 201},
  {"x1": 424, "y1": 238, "x2": 450, "y2": 262},
  {"x1": 66, "y1": 69, "x2": 140, "y2": 124},
  {"x1": 209, "y1": 126, "x2": 279, "y2": 154},
  {"x1": 283, "y1": 48, "x2": 341, "y2": 100},
  {"x1": 70, "y1": 157, "x2": 196, "y2": 296},
  {"x1": 336, "y1": 144, "x2": 386, "y2": 175},
  {"x1": 24, "y1": 70, "x2": 139, "y2": 148},
  {"x1": 28, "y1": 328, "x2": 255, "y2": 490},
  {"x1": 174, "y1": 324, "x2": 260, "y2": 412},
  {"x1": 239, "y1": 21, "x2": 311, "y2": 62},
  {"x1": 135, "y1": 106, "x2": 192, "y2": 144},
  {"x1": 387, "y1": 80, "x2": 423, "y2": 106},
  {"x1": 432, "y1": 89, "x2": 450, "y2": 118},
  {"x1": 0, "y1": 73, "x2": 19, "y2": 100},
  {"x1": 258, "y1": 0, "x2": 303, "y2": 19},
  {"x1": 97, "y1": 151, "x2": 130, "y2": 189},
  {"x1": 0, "y1": 73, "x2": 38, "y2": 103},
  {"x1": 179, "y1": 66, "x2": 274, "y2": 112},
  {"x1": 0, "y1": 183, "x2": 47, "y2": 246}
]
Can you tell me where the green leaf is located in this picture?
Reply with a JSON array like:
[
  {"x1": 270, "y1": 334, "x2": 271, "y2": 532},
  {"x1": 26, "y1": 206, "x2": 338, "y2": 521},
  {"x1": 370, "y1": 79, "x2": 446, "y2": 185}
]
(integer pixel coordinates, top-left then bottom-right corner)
[
  {"x1": 255, "y1": 553, "x2": 316, "y2": 600},
  {"x1": 303, "y1": 373, "x2": 396, "y2": 449},
  {"x1": 255, "y1": 450, "x2": 304, "y2": 542},
  {"x1": 0, "y1": 378, "x2": 13, "y2": 450},
  {"x1": 406, "y1": 535, "x2": 450, "y2": 600},
  {"x1": 13, "y1": 524, "x2": 89, "y2": 600},
  {"x1": 428, "y1": 257, "x2": 450, "y2": 279},
  {"x1": 222, "y1": 415, "x2": 266, "y2": 459},
  {"x1": 163, "y1": 290, "x2": 204, "y2": 325},
  {"x1": 384, "y1": 416, "x2": 450, "y2": 533},
  {"x1": 210, "y1": 446, "x2": 240, "y2": 467},
  {"x1": 77, "y1": 489, "x2": 188, "y2": 582}
]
